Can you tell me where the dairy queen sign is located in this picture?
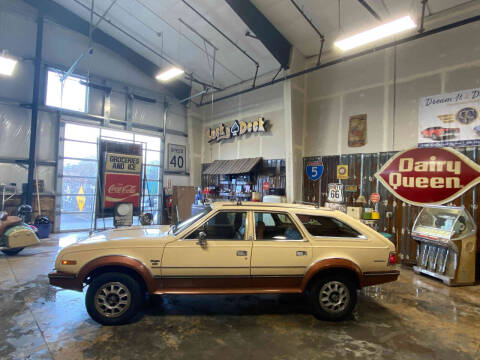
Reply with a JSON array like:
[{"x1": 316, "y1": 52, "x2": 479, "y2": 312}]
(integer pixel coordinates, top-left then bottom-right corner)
[{"x1": 375, "y1": 147, "x2": 480, "y2": 206}]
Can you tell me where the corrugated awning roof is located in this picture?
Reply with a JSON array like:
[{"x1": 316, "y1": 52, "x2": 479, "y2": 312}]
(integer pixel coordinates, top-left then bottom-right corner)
[{"x1": 203, "y1": 157, "x2": 262, "y2": 175}]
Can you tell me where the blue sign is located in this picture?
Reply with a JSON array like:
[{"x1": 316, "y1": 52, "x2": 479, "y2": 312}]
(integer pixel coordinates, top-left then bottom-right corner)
[{"x1": 306, "y1": 161, "x2": 324, "y2": 181}]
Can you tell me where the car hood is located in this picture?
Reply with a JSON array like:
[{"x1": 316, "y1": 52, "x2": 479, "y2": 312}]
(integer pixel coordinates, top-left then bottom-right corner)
[{"x1": 59, "y1": 225, "x2": 173, "y2": 250}]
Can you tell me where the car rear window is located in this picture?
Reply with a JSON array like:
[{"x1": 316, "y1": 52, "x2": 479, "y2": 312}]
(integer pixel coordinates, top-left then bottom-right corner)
[{"x1": 296, "y1": 214, "x2": 362, "y2": 238}]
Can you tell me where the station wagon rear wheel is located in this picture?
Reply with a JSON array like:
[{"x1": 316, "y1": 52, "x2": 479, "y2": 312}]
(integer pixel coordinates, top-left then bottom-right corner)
[
  {"x1": 310, "y1": 275, "x2": 356, "y2": 321},
  {"x1": 86, "y1": 272, "x2": 142, "y2": 325}
]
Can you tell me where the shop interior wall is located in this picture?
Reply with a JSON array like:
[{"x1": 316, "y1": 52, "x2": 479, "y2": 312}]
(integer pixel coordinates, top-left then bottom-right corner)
[
  {"x1": 200, "y1": 79, "x2": 287, "y2": 164},
  {"x1": 302, "y1": 18, "x2": 480, "y2": 265},
  {"x1": 304, "y1": 20, "x2": 480, "y2": 156},
  {"x1": 0, "y1": 1, "x2": 189, "y2": 212}
]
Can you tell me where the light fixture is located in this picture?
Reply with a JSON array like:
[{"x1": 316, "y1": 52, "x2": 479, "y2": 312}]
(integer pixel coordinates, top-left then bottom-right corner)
[
  {"x1": 156, "y1": 66, "x2": 184, "y2": 82},
  {"x1": 334, "y1": 16, "x2": 416, "y2": 51},
  {"x1": 0, "y1": 51, "x2": 18, "y2": 76}
]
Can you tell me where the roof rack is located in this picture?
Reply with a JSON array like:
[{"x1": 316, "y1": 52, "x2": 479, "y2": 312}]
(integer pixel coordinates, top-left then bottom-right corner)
[{"x1": 293, "y1": 200, "x2": 320, "y2": 208}]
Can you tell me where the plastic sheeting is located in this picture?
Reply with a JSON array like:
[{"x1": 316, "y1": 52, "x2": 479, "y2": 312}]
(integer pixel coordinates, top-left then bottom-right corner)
[
  {"x1": 0, "y1": 164, "x2": 27, "y2": 193},
  {"x1": 0, "y1": 104, "x2": 30, "y2": 158},
  {"x1": 37, "y1": 112, "x2": 57, "y2": 161},
  {"x1": 132, "y1": 99, "x2": 162, "y2": 128}
]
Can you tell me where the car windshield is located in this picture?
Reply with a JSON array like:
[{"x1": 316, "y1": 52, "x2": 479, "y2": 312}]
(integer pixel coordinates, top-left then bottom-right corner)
[{"x1": 173, "y1": 206, "x2": 212, "y2": 235}]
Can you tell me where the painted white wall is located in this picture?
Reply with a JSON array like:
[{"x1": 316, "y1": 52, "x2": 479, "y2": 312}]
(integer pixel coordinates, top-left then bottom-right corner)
[
  {"x1": 200, "y1": 78, "x2": 286, "y2": 164},
  {"x1": 304, "y1": 20, "x2": 480, "y2": 156}
]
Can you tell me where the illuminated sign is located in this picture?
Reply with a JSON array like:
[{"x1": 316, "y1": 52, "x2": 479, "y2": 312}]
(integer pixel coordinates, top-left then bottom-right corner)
[
  {"x1": 207, "y1": 117, "x2": 268, "y2": 143},
  {"x1": 375, "y1": 147, "x2": 480, "y2": 206}
]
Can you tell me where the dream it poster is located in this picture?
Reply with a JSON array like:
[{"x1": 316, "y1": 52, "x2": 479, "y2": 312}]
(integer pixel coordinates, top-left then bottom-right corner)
[{"x1": 418, "y1": 88, "x2": 480, "y2": 147}]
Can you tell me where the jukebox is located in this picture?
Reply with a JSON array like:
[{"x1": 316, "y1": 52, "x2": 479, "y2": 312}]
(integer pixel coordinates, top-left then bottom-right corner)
[{"x1": 412, "y1": 205, "x2": 477, "y2": 286}]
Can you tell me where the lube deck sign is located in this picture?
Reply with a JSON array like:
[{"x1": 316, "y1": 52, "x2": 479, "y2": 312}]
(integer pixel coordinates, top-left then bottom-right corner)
[
  {"x1": 375, "y1": 147, "x2": 480, "y2": 206},
  {"x1": 306, "y1": 161, "x2": 324, "y2": 181},
  {"x1": 207, "y1": 117, "x2": 267, "y2": 143}
]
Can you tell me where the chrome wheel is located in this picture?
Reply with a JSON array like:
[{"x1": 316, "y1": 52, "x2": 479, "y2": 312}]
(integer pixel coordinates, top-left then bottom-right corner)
[
  {"x1": 94, "y1": 282, "x2": 131, "y2": 318},
  {"x1": 319, "y1": 281, "x2": 350, "y2": 314}
]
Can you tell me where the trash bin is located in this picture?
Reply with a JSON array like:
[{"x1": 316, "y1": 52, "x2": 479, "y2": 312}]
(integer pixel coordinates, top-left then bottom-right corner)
[{"x1": 34, "y1": 216, "x2": 51, "y2": 239}]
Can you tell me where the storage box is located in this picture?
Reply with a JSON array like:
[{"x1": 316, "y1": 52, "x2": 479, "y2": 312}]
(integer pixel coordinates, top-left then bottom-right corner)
[{"x1": 347, "y1": 207, "x2": 362, "y2": 219}]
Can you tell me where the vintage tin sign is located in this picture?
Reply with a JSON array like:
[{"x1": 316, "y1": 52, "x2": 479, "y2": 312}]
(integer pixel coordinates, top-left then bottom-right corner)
[
  {"x1": 375, "y1": 147, "x2": 480, "y2": 206},
  {"x1": 337, "y1": 164, "x2": 349, "y2": 179},
  {"x1": 370, "y1": 192, "x2": 380, "y2": 203},
  {"x1": 327, "y1": 183, "x2": 344, "y2": 203},
  {"x1": 345, "y1": 185, "x2": 358, "y2": 192},
  {"x1": 306, "y1": 161, "x2": 324, "y2": 181},
  {"x1": 104, "y1": 173, "x2": 141, "y2": 208}
]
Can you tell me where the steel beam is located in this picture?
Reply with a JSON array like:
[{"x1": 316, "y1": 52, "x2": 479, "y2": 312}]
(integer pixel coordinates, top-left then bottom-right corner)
[
  {"x1": 224, "y1": 0, "x2": 291, "y2": 69},
  {"x1": 24, "y1": 0, "x2": 191, "y2": 100},
  {"x1": 199, "y1": 14, "x2": 480, "y2": 106},
  {"x1": 357, "y1": 0, "x2": 382, "y2": 21},
  {"x1": 26, "y1": 14, "x2": 44, "y2": 207}
]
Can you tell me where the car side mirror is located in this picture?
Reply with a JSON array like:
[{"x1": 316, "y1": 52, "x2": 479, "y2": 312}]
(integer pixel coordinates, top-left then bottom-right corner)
[{"x1": 197, "y1": 231, "x2": 207, "y2": 248}]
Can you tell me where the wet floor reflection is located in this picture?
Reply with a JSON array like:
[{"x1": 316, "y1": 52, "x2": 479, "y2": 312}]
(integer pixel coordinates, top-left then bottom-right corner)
[{"x1": 0, "y1": 233, "x2": 479, "y2": 359}]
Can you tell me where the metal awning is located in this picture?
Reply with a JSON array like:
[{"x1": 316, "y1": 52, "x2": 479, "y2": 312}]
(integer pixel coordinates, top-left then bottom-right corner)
[{"x1": 203, "y1": 157, "x2": 262, "y2": 175}]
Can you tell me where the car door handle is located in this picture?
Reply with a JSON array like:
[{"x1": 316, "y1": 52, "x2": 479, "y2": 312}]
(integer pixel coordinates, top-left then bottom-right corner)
[
  {"x1": 236, "y1": 250, "x2": 248, "y2": 256},
  {"x1": 296, "y1": 251, "x2": 307, "y2": 256}
]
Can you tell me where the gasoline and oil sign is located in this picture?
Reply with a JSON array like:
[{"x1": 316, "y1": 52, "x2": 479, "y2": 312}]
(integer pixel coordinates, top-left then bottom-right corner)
[{"x1": 337, "y1": 164, "x2": 349, "y2": 179}]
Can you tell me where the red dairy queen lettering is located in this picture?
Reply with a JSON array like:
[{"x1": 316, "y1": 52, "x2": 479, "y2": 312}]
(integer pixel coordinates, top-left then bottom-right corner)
[{"x1": 375, "y1": 147, "x2": 480, "y2": 206}]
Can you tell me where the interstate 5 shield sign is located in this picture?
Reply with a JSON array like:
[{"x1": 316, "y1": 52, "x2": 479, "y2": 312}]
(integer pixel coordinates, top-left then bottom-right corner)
[
  {"x1": 375, "y1": 147, "x2": 480, "y2": 206},
  {"x1": 306, "y1": 161, "x2": 324, "y2": 181}
]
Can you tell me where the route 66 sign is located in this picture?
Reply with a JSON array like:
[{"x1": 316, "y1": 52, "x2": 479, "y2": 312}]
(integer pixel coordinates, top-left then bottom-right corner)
[
  {"x1": 327, "y1": 183, "x2": 344, "y2": 203},
  {"x1": 306, "y1": 161, "x2": 323, "y2": 181}
]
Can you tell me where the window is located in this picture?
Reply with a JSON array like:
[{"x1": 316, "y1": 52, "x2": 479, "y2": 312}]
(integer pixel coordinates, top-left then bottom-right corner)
[
  {"x1": 296, "y1": 214, "x2": 362, "y2": 238},
  {"x1": 254, "y1": 212, "x2": 302, "y2": 240},
  {"x1": 186, "y1": 211, "x2": 247, "y2": 240},
  {"x1": 58, "y1": 123, "x2": 163, "y2": 231},
  {"x1": 46, "y1": 69, "x2": 87, "y2": 112}
]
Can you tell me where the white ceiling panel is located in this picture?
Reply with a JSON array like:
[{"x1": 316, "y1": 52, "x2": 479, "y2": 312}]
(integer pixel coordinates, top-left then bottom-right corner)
[{"x1": 51, "y1": 0, "x2": 477, "y2": 91}]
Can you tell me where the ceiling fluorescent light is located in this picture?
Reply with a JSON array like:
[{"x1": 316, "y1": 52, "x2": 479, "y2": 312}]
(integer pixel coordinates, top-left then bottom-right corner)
[
  {"x1": 335, "y1": 16, "x2": 416, "y2": 51},
  {"x1": 156, "y1": 67, "x2": 184, "y2": 82},
  {"x1": 0, "y1": 51, "x2": 18, "y2": 76}
]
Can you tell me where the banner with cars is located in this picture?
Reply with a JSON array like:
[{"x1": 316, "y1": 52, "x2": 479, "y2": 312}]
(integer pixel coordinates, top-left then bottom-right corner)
[{"x1": 418, "y1": 87, "x2": 480, "y2": 147}]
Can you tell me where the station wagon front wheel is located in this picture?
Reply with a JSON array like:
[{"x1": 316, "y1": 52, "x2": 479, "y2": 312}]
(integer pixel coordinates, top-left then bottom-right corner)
[
  {"x1": 86, "y1": 272, "x2": 142, "y2": 325},
  {"x1": 310, "y1": 275, "x2": 356, "y2": 321}
]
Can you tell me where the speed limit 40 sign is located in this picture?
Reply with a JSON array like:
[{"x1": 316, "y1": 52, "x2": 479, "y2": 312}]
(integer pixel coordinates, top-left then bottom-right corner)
[
  {"x1": 327, "y1": 183, "x2": 344, "y2": 203},
  {"x1": 167, "y1": 144, "x2": 186, "y2": 172}
]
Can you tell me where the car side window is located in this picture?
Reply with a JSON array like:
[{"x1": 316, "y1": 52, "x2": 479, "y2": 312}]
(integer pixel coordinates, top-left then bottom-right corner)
[
  {"x1": 296, "y1": 214, "x2": 362, "y2": 238},
  {"x1": 254, "y1": 212, "x2": 303, "y2": 240},
  {"x1": 185, "y1": 211, "x2": 247, "y2": 240}
]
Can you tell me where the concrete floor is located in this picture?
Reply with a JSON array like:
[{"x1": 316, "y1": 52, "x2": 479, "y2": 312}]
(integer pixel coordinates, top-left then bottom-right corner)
[{"x1": 1, "y1": 233, "x2": 479, "y2": 360}]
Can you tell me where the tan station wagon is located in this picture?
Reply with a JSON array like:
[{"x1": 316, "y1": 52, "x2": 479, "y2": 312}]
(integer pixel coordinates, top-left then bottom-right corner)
[{"x1": 49, "y1": 202, "x2": 399, "y2": 325}]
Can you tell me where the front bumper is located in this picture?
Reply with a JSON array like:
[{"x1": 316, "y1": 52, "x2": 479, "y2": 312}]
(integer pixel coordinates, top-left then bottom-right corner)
[
  {"x1": 361, "y1": 270, "x2": 400, "y2": 287},
  {"x1": 48, "y1": 270, "x2": 83, "y2": 291}
]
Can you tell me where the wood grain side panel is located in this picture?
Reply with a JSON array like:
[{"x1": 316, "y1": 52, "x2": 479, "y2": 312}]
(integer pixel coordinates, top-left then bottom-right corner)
[
  {"x1": 78, "y1": 255, "x2": 157, "y2": 292},
  {"x1": 301, "y1": 258, "x2": 363, "y2": 290}
]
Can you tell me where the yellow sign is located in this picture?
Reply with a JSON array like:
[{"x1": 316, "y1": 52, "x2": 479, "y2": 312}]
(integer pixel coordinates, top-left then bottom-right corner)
[
  {"x1": 76, "y1": 185, "x2": 86, "y2": 212},
  {"x1": 105, "y1": 152, "x2": 142, "y2": 173},
  {"x1": 337, "y1": 165, "x2": 349, "y2": 179}
]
